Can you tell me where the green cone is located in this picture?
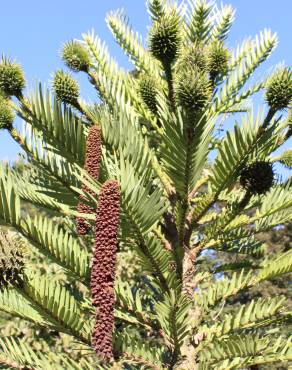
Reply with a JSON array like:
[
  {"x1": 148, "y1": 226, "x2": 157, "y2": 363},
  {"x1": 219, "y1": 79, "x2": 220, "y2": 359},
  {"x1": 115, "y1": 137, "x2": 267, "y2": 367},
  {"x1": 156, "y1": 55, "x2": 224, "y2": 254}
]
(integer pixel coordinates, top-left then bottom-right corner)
[
  {"x1": 240, "y1": 161, "x2": 275, "y2": 195},
  {"x1": 52, "y1": 70, "x2": 80, "y2": 106},
  {"x1": 62, "y1": 41, "x2": 90, "y2": 72},
  {"x1": 175, "y1": 65, "x2": 212, "y2": 112},
  {"x1": 265, "y1": 67, "x2": 292, "y2": 111},
  {"x1": 0, "y1": 95, "x2": 15, "y2": 130},
  {"x1": 207, "y1": 41, "x2": 230, "y2": 80},
  {"x1": 0, "y1": 57, "x2": 25, "y2": 97},
  {"x1": 176, "y1": 43, "x2": 207, "y2": 72},
  {"x1": 149, "y1": 11, "x2": 181, "y2": 66},
  {"x1": 138, "y1": 74, "x2": 158, "y2": 114}
]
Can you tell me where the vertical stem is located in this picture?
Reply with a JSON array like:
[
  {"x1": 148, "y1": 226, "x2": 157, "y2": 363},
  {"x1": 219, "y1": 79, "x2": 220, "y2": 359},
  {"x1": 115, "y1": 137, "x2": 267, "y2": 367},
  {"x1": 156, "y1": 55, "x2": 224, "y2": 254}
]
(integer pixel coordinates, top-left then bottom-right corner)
[
  {"x1": 177, "y1": 126, "x2": 194, "y2": 280},
  {"x1": 163, "y1": 63, "x2": 176, "y2": 109},
  {"x1": 262, "y1": 108, "x2": 276, "y2": 129}
]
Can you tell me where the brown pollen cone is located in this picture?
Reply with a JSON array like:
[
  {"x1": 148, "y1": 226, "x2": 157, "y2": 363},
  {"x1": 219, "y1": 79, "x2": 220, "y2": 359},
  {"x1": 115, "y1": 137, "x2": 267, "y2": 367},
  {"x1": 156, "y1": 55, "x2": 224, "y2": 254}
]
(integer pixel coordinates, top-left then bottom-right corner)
[
  {"x1": 90, "y1": 180, "x2": 120, "y2": 360},
  {"x1": 76, "y1": 126, "x2": 102, "y2": 235}
]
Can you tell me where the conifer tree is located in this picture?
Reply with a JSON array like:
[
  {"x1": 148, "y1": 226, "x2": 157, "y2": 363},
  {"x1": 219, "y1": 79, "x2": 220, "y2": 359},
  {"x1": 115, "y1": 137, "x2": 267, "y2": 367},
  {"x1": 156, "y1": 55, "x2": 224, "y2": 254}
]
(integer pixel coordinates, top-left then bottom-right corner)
[{"x1": 0, "y1": 0, "x2": 291, "y2": 368}]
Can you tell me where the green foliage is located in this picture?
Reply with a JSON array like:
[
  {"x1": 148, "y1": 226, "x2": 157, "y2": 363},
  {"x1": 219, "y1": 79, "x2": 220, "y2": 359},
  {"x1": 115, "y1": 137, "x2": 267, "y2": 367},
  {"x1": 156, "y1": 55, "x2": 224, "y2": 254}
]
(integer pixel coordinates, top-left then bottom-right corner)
[{"x1": 0, "y1": 0, "x2": 291, "y2": 368}]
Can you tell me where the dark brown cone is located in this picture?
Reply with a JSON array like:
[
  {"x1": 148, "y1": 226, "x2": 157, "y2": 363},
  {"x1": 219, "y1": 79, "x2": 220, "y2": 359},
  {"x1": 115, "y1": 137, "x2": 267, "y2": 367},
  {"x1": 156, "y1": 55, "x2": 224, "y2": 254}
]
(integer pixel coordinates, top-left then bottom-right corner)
[
  {"x1": 76, "y1": 126, "x2": 102, "y2": 235},
  {"x1": 90, "y1": 180, "x2": 120, "y2": 360}
]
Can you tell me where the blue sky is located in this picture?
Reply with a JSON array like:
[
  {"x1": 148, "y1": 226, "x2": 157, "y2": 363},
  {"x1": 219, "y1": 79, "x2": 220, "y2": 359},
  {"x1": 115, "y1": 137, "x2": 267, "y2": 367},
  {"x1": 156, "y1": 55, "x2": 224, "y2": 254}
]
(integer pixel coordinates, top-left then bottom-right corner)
[{"x1": 0, "y1": 0, "x2": 291, "y2": 171}]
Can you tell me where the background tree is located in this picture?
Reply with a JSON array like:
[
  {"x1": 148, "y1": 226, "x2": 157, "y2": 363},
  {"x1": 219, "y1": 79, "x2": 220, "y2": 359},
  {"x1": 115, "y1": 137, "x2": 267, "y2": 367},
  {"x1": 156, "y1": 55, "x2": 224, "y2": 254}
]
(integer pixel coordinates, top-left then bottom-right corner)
[{"x1": 0, "y1": 0, "x2": 291, "y2": 369}]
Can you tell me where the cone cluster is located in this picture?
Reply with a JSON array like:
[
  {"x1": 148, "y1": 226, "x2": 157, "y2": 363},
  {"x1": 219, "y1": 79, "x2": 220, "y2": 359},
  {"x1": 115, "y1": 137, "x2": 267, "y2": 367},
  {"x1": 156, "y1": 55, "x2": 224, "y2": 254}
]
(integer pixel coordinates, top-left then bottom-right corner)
[
  {"x1": 90, "y1": 180, "x2": 120, "y2": 360},
  {"x1": 76, "y1": 126, "x2": 102, "y2": 235}
]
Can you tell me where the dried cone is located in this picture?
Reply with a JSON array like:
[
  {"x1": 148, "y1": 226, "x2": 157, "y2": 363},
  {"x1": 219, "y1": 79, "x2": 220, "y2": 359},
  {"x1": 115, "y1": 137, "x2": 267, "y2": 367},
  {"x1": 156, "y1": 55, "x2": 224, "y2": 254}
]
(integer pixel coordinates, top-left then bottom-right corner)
[
  {"x1": 90, "y1": 180, "x2": 120, "y2": 360},
  {"x1": 0, "y1": 232, "x2": 24, "y2": 289},
  {"x1": 76, "y1": 126, "x2": 102, "y2": 235}
]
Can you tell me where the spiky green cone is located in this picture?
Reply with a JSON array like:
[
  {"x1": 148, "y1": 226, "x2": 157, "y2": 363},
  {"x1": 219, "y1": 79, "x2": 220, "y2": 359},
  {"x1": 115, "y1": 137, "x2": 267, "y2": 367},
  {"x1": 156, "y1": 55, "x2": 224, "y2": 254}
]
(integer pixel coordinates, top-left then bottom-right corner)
[
  {"x1": 175, "y1": 65, "x2": 212, "y2": 112},
  {"x1": 62, "y1": 41, "x2": 91, "y2": 72},
  {"x1": 0, "y1": 95, "x2": 15, "y2": 130},
  {"x1": 53, "y1": 70, "x2": 80, "y2": 106},
  {"x1": 240, "y1": 161, "x2": 275, "y2": 195},
  {"x1": 0, "y1": 232, "x2": 24, "y2": 289},
  {"x1": 138, "y1": 75, "x2": 158, "y2": 114},
  {"x1": 265, "y1": 67, "x2": 292, "y2": 111},
  {"x1": 149, "y1": 12, "x2": 181, "y2": 66},
  {"x1": 0, "y1": 57, "x2": 25, "y2": 97},
  {"x1": 207, "y1": 41, "x2": 230, "y2": 81},
  {"x1": 176, "y1": 43, "x2": 207, "y2": 72}
]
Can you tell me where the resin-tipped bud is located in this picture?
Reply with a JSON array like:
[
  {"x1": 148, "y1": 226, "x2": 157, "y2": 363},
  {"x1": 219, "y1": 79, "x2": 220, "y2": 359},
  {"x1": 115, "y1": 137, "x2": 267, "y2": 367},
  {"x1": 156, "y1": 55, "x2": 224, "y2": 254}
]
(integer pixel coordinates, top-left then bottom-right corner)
[
  {"x1": 52, "y1": 70, "x2": 80, "y2": 106},
  {"x1": 240, "y1": 161, "x2": 275, "y2": 195},
  {"x1": 61, "y1": 41, "x2": 90, "y2": 72},
  {"x1": 0, "y1": 95, "x2": 15, "y2": 130},
  {"x1": 0, "y1": 57, "x2": 25, "y2": 97},
  {"x1": 265, "y1": 67, "x2": 292, "y2": 111}
]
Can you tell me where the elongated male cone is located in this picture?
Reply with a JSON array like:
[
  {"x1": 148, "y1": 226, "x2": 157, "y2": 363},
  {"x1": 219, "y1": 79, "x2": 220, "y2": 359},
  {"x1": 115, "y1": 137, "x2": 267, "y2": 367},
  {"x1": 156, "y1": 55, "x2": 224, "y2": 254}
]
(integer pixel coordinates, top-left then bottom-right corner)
[
  {"x1": 265, "y1": 67, "x2": 292, "y2": 111},
  {"x1": 0, "y1": 232, "x2": 24, "y2": 289},
  {"x1": 76, "y1": 126, "x2": 102, "y2": 235},
  {"x1": 149, "y1": 12, "x2": 181, "y2": 65},
  {"x1": 240, "y1": 161, "x2": 274, "y2": 195},
  {"x1": 90, "y1": 180, "x2": 120, "y2": 360},
  {"x1": 52, "y1": 70, "x2": 80, "y2": 106},
  {"x1": 0, "y1": 95, "x2": 15, "y2": 130},
  {"x1": 62, "y1": 41, "x2": 90, "y2": 72},
  {"x1": 0, "y1": 57, "x2": 25, "y2": 97}
]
